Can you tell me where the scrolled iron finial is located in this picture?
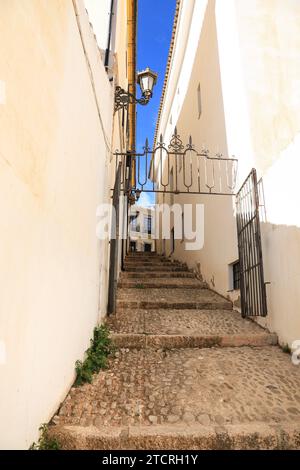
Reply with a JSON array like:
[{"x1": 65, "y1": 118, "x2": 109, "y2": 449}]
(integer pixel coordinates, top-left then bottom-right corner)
[{"x1": 168, "y1": 128, "x2": 184, "y2": 152}]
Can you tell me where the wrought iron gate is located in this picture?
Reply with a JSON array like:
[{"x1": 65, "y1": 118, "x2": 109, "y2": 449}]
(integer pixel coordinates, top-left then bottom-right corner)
[
  {"x1": 108, "y1": 163, "x2": 122, "y2": 315},
  {"x1": 109, "y1": 129, "x2": 269, "y2": 319},
  {"x1": 236, "y1": 169, "x2": 268, "y2": 317},
  {"x1": 113, "y1": 128, "x2": 238, "y2": 197}
]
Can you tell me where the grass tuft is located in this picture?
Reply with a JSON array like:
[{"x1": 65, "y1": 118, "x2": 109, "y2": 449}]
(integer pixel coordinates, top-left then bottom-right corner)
[{"x1": 75, "y1": 324, "x2": 114, "y2": 387}]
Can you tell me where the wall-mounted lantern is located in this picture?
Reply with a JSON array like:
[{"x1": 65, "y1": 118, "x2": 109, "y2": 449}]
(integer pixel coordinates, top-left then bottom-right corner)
[{"x1": 115, "y1": 67, "x2": 158, "y2": 113}]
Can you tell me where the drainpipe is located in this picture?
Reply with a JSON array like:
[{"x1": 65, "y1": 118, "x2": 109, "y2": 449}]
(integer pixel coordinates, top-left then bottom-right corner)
[
  {"x1": 104, "y1": 0, "x2": 115, "y2": 71},
  {"x1": 127, "y1": 0, "x2": 137, "y2": 189}
]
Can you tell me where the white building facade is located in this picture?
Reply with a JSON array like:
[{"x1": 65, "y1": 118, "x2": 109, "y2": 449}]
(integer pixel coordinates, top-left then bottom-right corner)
[
  {"x1": 155, "y1": 0, "x2": 300, "y2": 348},
  {"x1": 129, "y1": 206, "x2": 156, "y2": 253}
]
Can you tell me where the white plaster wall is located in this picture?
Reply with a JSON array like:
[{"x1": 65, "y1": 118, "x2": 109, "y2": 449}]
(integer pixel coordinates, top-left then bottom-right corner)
[
  {"x1": 0, "y1": 0, "x2": 122, "y2": 449},
  {"x1": 157, "y1": 0, "x2": 238, "y2": 300},
  {"x1": 232, "y1": 0, "x2": 300, "y2": 345},
  {"x1": 157, "y1": 0, "x2": 300, "y2": 346},
  {"x1": 84, "y1": 0, "x2": 112, "y2": 51}
]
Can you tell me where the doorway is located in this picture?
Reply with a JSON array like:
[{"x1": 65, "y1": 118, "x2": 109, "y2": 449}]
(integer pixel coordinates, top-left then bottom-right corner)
[
  {"x1": 130, "y1": 241, "x2": 137, "y2": 253},
  {"x1": 144, "y1": 243, "x2": 152, "y2": 253}
]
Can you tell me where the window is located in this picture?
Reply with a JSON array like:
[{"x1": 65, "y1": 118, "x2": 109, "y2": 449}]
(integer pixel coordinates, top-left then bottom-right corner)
[
  {"x1": 229, "y1": 261, "x2": 241, "y2": 292},
  {"x1": 144, "y1": 243, "x2": 152, "y2": 253},
  {"x1": 130, "y1": 241, "x2": 136, "y2": 252},
  {"x1": 144, "y1": 215, "x2": 152, "y2": 234},
  {"x1": 229, "y1": 261, "x2": 240, "y2": 291},
  {"x1": 130, "y1": 213, "x2": 140, "y2": 232},
  {"x1": 197, "y1": 83, "x2": 202, "y2": 119},
  {"x1": 233, "y1": 262, "x2": 241, "y2": 290},
  {"x1": 130, "y1": 215, "x2": 137, "y2": 231}
]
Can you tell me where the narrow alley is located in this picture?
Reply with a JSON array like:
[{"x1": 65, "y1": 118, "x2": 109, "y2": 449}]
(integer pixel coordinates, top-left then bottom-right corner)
[{"x1": 1, "y1": 0, "x2": 300, "y2": 454}]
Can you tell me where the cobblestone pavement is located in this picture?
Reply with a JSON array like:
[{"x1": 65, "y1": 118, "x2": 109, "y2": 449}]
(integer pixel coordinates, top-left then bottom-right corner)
[
  {"x1": 108, "y1": 308, "x2": 269, "y2": 336},
  {"x1": 117, "y1": 288, "x2": 232, "y2": 310},
  {"x1": 118, "y1": 278, "x2": 205, "y2": 289},
  {"x1": 56, "y1": 347, "x2": 300, "y2": 428},
  {"x1": 51, "y1": 254, "x2": 300, "y2": 449}
]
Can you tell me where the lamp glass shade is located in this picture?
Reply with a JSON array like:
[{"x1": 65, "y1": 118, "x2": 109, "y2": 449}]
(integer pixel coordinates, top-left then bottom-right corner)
[
  {"x1": 137, "y1": 67, "x2": 158, "y2": 97},
  {"x1": 140, "y1": 75, "x2": 154, "y2": 95}
]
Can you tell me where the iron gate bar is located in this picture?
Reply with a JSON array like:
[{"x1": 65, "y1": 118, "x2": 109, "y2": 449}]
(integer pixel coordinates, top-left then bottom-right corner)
[{"x1": 236, "y1": 168, "x2": 267, "y2": 317}]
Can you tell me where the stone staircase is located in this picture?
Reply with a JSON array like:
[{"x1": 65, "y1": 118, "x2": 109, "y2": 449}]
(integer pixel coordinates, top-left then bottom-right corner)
[{"x1": 50, "y1": 253, "x2": 300, "y2": 449}]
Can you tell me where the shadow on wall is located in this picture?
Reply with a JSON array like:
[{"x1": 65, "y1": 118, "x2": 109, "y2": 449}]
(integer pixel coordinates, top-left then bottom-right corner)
[{"x1": 260, "y1": 221, "x2": 300, "y2": 347}]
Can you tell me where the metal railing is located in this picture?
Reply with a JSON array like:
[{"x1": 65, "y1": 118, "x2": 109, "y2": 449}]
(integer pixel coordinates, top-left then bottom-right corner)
[{"x1": 113, "y1": 128, "x2": 238, "y2": 197}]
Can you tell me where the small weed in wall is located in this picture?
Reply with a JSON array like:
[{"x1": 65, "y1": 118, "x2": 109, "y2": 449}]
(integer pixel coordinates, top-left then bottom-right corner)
[
  {"x1": 282, "y1": 344, "x2": 292, "y2": 355},
  {"x1": 75, "y1": 324, "x2": 114, "y2": 386},
  {"x1": 30, "y1": 424, "x2": 60, "y2": 450}
]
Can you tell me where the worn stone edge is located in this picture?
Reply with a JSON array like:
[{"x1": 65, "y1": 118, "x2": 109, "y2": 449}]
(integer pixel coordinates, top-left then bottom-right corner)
[
  {"x1": 48, "y1": 422, "x2": 300, "y2": 450},
  {"x1": 110, "y1": 333, "x2": 278, "y2": 350}
]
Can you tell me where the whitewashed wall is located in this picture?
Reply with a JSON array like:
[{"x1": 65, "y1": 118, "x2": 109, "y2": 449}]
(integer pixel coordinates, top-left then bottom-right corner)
[
  {"x1": 0, "y1": 0, "x2": 123, "y2": 449},
  {"x1": 156, "y1": 0, "x2": 300, "y2": 347}
]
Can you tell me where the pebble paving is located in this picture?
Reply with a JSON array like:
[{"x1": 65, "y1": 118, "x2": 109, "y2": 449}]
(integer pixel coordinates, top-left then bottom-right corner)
[
  {"x1": 57, "y1": 347, "x2": 300, "y2": 428},
  {"x1": 53, "y1": 254, "x2": 300, "y2": 444}
]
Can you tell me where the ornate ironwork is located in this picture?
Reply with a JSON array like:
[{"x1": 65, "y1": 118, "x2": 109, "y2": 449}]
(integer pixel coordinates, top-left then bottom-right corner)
[
  {"x1": 114, "y1": 86, "x2": 151, "y2": 113},
  {"x1": 168, "y1": 127, "x2": 184, "y2": 152},
  {"x1": 113, "y1": 128, "x2": 238, "y2": 197}
]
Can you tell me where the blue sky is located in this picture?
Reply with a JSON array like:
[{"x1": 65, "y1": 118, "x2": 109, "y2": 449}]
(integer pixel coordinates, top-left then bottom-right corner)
[
  {"x1": 136, "y1": 0, "x2": 176, "y2": 206},
  {"x1": 137, "y1": 0, "x2": 176, "y2": 152}
]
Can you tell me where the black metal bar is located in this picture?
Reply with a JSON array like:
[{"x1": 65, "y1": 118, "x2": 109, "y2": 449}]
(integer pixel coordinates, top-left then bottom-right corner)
[{"x1": 108, "y1": 163, "x2": 122, "y2": 315}]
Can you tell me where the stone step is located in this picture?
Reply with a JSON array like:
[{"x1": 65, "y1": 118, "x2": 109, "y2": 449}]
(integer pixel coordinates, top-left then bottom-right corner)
[
  {"x1": 50, "y1": 346, "x2": 300, "y2": 449},
  {"x1": 118, "y1": 278, "x2": 204, "y2": 289},
  {"x1": 124, "y1": 263, "x2": 184, "y2": 270},
  {"x1": 108, "y1": 308, "x2": 277, "y2": 350},
  {"x1": 111, "y1": 332, "x2": 277, "y2": 350},
  {"x1": 124, "y1": 266, "x2": 188, "y2": 272},
  {"x1": 123, "y1": 271, "x2": 196, "y2": 279},
  {"x1": 124, "y1": 256, "x2": 169, "y2": 262},
  {"x1": 49, "y1": 422, "x2": 300, "y2": 450},
  {"x1": 126, "y1": 253, "x2": 159, "y2": 258},
  {"x1": 124, "y1": 260, "x2": 181, "y2": 267},
  {"x1": 116, "y1": 288, "x2": 232, "y2": 310}
]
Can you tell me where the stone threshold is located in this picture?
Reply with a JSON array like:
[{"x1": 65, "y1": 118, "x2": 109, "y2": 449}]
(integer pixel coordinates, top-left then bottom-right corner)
[
  {"x1": 49, "y1": 422, "x2": 300, "y2": 450},
  {"x1": 117, "y1": 301, "x2": 232, "y2": 310},
  {"x1": 110, "y1": 332, "x2": 278, "y2": 350}
]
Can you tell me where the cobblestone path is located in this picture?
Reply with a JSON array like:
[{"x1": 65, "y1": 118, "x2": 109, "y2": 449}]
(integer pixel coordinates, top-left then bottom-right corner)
[{"x1": 50, "y1": 253, "x2": 300, "y2": 449}]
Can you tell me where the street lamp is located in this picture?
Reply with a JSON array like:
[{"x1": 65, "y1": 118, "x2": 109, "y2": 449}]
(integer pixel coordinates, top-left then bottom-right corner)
[{"x1": 115, "y1": 67, "x2": 158, "y2": 113}]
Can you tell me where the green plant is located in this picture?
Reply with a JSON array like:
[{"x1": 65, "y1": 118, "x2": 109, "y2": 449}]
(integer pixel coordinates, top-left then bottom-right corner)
[
  {"x1": 75, "y1": 324, "x2": 114, "y2": 387},
  {"x1": 282, "y1": 343, "x2": 291, "y2": 354},
  {"x1": 136, "y1": 283, "x2": 145, "y2": 289},
  {"x1": 30, "y1": 424, "x2": 60, "y2": 450}
]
